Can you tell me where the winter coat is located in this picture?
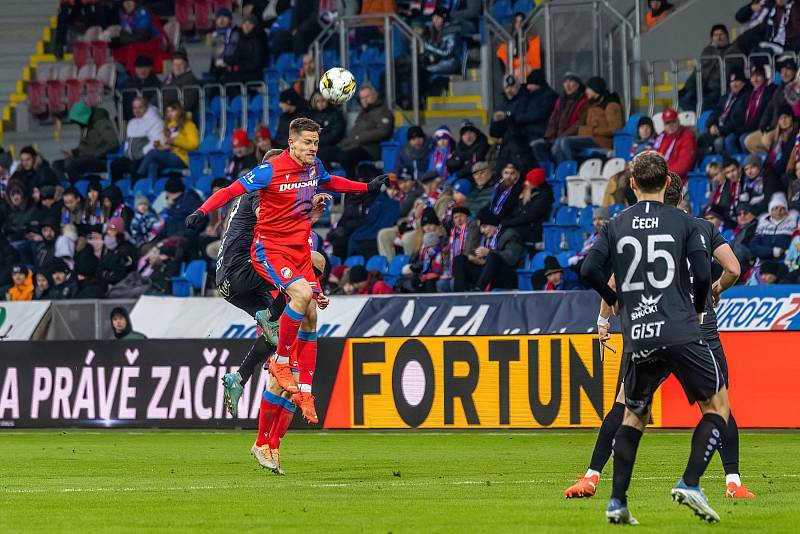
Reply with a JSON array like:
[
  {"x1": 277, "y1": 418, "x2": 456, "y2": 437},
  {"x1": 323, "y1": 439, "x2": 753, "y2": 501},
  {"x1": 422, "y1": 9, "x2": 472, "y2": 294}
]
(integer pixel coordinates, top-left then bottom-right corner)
[
  {"x1": 517, "y1": 84, "x2": 558, "y2": 142},
  {"x1": 466, "y1": 177, "x2": 498, "y2": 215},
  {"x1": 119, "y1": 72, "x2": 162, "y2": 120},
  {"x1": 117, "y1": 6, "x2": 159, "y2": 45},
  {"x1": 340, "y1": 100, "x2": 394, "y2": 160},
  {"x1": 110, "y1": 306, "x2": 147, "y2": 339},
  {"x1": 76, "y1": 107, "x2": 119, "y2": 158},
  {"x1": 165, "y1": 119, "x2": 200, "y2": 166},
  {"x1": 424, "y1": 24, "x2": 462, "y2": 75},
  {"x1": 231, "y1": 28, "x2": 267, "y2": 81},
  {"x1": 544, "y1": 89, "x2": 589, "y2": 140},
  {"x1": 743, "y1": 83, "x2": 777, "y2": 133},
  {"x1": 226, "y1": 153, "x2": 258, "y2": 180},
  {"x1": 162, "y1": 70, "x2": 202, "y2": 116},
  {"x1": 347, "y1": 191, "x2": 401, "y2": 255},
  {"x1": 161, "y1": 188, "x2": 203, "y2": 237},
  {"x1": 501, "y1": 184, "x2": 554, "y2": 243},
  {"x1": 1, "y1": 183, "x2": 33, "y2": 240},
  {"x1": 446, "y1": 133, "x2": 489, "y2": 180},
  {"x1": 131, "y1": 209, "x2": 159, "y2": 247},
  {"x1": 123, "y1": 105, "x2": 163, "y2": 160},
  {"x1": 99, "y1": 239, "x2": 138, "y2": 286},
  {"x1": 310, "y1": 106, "x2": 346, "y2": 148},
  {"x1": 759, "y1": 85, "x2": 791, "y2": 132},
  {"x1": 396, "y1": 139, "x2": 432, "y2": 179},
  {"x1": 757, "y1": 1, "x2": 800, "y2": 54},
  {"x1": 6, "y1": 270, "x2": 33, "y2": 301},
  {"x1": 652, "y1": 126, "x2": 698, "y2": 182},
  {"x1": 577, "y1": 95, "x2": 624, "y2": 149},
  {"x1": 75, "y1": 276, "x2": 108, "y2": 299},
  {"x1": 711, "y1": 85, "x2": 752, "y2": 137},
  {"x1": 10, "y1": 162, "x2": 59, "y2": 193},
  {"x1": 49, "y1": 274, "x2": 78, "y2": 300},
  {"x1": 488, "y1": 227, "x2": 524, "y2": 267},
  {"x1": 749, "y1": 213, "x2": 799, "y2": 259}
]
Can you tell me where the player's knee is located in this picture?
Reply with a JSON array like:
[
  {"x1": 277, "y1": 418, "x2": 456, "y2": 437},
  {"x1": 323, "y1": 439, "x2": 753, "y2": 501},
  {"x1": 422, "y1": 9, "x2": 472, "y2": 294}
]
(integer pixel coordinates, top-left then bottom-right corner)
[{"x1": 622, "y1": 407, "x2": 648, "y2": 431}]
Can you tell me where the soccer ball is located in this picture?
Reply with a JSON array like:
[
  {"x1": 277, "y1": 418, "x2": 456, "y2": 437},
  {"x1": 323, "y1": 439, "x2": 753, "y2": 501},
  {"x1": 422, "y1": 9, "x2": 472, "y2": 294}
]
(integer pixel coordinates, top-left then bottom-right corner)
[{"x1": 319, "y1": 67, "x2": 357, "y2": 105}]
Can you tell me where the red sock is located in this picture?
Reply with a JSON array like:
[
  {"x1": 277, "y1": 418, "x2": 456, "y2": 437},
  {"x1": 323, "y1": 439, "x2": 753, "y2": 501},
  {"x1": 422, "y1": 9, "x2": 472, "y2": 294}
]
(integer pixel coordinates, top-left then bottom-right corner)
[
  {"x1": 276, "y1": 306, "x2": 304, "y2": 360},
  {"x1": 268, "y1": 405, "x2": 295, "y2": 450},
  {"x1": 255, "y1": 392, "x2": 282, "y2": 447},
  {"x1": 296, "y1": 331, "x2": 317, "y2": 389}
]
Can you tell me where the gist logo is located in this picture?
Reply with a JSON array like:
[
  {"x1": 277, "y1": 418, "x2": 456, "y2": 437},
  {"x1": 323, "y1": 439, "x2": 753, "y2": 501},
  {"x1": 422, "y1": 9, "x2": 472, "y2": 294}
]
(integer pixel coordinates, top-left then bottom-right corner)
[{"x1": 278, "y1": 179, "x2": 318, "y2": 192}]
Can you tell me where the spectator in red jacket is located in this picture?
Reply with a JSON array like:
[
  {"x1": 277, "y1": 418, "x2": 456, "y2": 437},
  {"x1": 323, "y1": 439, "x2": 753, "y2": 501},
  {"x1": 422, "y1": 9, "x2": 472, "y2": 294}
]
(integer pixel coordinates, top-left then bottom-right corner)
[{"x1": 651, "y1": 108, "x2": 697, "y2": 183}]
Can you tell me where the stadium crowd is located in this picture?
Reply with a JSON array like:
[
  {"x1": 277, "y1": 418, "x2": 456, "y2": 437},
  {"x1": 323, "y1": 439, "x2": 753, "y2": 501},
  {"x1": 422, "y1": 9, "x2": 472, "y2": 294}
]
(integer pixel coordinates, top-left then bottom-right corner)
[{"x1": 2, "y1": 0, "x2": 800, "y2": 301}]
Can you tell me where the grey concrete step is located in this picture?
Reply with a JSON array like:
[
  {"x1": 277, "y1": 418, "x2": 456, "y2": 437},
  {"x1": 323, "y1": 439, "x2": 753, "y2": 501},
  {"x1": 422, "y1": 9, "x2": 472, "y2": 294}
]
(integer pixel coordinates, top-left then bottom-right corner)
[{"x1": 450, "y1": 79, "x2": 482, "y2": 97}]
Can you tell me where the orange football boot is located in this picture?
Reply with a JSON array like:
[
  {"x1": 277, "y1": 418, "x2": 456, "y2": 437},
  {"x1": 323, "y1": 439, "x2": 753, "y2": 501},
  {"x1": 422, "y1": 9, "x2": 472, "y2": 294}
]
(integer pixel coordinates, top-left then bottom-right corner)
[
  {"x1": 268, "y1": 359, "x2": 299, "y2": 393},
  {"x1": 725, "y1": 482, "x2": 754, "y2": 499},
  {"x1": 565, "y1": 474, "x2": 599, "y2": 498},
  {"x1": 292, "y1": 392, "x2": 318, "y2": 424}
]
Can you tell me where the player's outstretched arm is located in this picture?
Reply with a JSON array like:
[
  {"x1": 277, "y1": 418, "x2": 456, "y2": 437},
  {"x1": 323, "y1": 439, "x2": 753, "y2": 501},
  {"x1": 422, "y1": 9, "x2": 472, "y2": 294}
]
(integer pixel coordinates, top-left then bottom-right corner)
[
  {"x1": 322, "y1": 173, "x2": 388, "y2": 194},
  {"x1": 185, "y1": 180, "x2": 248, "y2": 230}
]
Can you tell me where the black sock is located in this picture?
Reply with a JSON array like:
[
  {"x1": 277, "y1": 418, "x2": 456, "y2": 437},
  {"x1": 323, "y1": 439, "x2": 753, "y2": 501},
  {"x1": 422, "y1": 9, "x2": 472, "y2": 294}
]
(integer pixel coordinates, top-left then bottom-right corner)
[
  {"x1": 611, "y1": 425, "x2": 643, "y2": 506},
  {"x1": 269, "y1": 292, "x2": 287, "y2": 320},
  {"x1": 589, "y1": 402, "x2": 625, "y2": 473},
  {"x1": 237, "y1": 337, "x2": 273, "y2": 386},
  {"x1": 683, "y1": 412, "x2": 726, "y2": 487},
  {"x1": 719, "y1": 413, "x2": 739, "y2": 476}
]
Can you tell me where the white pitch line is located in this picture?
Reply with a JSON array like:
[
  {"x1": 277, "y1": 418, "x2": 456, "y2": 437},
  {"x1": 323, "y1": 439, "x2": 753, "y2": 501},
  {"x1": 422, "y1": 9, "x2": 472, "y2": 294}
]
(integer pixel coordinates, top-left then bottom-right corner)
[{"x1": 2, "y1": 474, "x2": 797, "y2": 495}]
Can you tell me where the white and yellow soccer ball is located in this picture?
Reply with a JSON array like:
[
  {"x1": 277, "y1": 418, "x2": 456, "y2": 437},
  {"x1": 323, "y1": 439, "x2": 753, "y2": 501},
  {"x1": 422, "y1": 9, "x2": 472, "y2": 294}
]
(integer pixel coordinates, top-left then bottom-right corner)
[{"x1": 319, "y1": 67, "x2": 357, "y2": 105}]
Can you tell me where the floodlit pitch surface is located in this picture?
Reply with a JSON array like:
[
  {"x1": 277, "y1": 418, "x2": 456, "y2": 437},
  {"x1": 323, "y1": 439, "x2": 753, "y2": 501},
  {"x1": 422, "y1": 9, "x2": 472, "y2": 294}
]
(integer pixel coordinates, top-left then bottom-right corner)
[{"x1": 1, "y1": 430, "x2": 798, "y2": 532}]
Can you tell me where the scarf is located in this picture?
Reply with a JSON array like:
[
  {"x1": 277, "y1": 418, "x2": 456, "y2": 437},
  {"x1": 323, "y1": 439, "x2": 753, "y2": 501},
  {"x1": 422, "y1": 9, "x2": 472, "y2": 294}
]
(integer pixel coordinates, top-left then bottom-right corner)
[
  {"x1": 746, "y1": 83, "x2": 770, "y2": 123},
  {"x1": 431, "y1": 146, "x2": 452, "y2": 182},
  {"x1": 481, "y1": 227, "x2": 500, "y2": 250},
  {"x1": 719, "y1": 90, "x2": 740, "y2": 125},
  {"x1": 491, "y1": 182, "x2": 514, "y2": 215},
  {"x1": 652, "y1": 130, "x2": 680, "y2": 162}
]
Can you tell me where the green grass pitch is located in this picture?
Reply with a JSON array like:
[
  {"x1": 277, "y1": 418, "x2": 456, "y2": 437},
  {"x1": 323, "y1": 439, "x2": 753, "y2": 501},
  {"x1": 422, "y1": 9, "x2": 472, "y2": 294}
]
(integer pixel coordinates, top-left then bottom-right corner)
[{"x1": 1, "y1": 430, "x2": 798, "y2": 532}]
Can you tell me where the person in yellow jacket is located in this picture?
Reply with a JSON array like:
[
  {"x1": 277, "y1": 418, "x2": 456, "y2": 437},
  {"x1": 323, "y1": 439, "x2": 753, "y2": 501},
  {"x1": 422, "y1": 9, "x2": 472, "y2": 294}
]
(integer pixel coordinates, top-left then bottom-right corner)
[
  {"x1": 136, "y1": 102, "x2": 199, "y2": 180},
  {"x1": 6, "y1": 264, "x2": 34, "y2": 301}
]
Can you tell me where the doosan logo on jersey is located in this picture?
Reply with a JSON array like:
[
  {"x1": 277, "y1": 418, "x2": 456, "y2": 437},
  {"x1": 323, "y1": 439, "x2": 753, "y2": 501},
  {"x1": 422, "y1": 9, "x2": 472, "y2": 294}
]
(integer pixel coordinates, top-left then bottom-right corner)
[{"x1": 279, "y1": 179, "x2": 318, "y2": 192}]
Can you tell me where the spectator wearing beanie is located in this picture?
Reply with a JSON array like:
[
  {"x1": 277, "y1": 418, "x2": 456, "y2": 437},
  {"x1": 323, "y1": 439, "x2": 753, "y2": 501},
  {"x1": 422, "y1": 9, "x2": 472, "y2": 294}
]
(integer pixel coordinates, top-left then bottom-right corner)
[
  {"x1": 741, "y1": 154, "x2": 768, "y2": 215},
  {"x1": 273, "y1": 88, "x2": 308, "y2": 150},
  {"x1": 48, "y1": 257, "x2": 78, "y2": 299},
  {"x1": 679, "y1": 24, "x2": 730, "y2": 112},
  {"x1": 453, "y1": 206, "x2": 523, "y2": 291},
  {"x1": 2, "y1": 180, "x2": 33, "y2": 244},
  {"x1": 341, "y1": 264, "x2": 392, "y2": 295},
  {"x1": 429, "y1": 127, "x2": 455, "y2": 183},
  {"x1": 208, "y1": 7, "x2": 239, "y2": 84},
  {"x1": 699, "y1": 68, "x2": 751, "y2": 158},
  {"x1": 74, "y1": 248, "x2": 107, "y2": 299},
  {"x1": 110, "y1": 306, "x2": 147, "y2": 339},
  {"x1": 552, "y1": 76, "x2": 622, "y2": 163},
  {"x1": 130, "y1": 193, "x2": 160, "y2": 247},
  {"x1": 34, "y1": 185, "x2": 62, "y2": 223},
  {"x1": 5, "y1": 264, "x2": 34, "y2": 301},
  {"x1": 396, "y1": 126, "x2": 432, "y2": 180},
  {"x1": 119, "y1": 54, "x2": 162, "y2": 120},
  {"x1": 732, "y1": 204, "x2": 758, "y2": 274},
  {"x1": 309, "y1": 91, "x2": 346, "y2": 168},
  {"x1": 137, "y1": 101, "x2": 199, "y2": 180},
  {"x1": 396, "y1": 207, "x2": 446, "y2": 293},
  {"x1": 750, "y1": 54, "x2": 799, "y2": 142},
  {"x1": 160, "y1": 176, "x2": 203, "y2": 237},
  {"x1": 33, "y1": 270, "x2": 52, "y2": 300},
  {"x1": 755, "y1": 260, "x2": 782, "y2": 285},
  {"x1": 521, "y1": 70, "x2": 558, "y2": 144},
  {"x1": 254, "y1": 125, "x2": 273, "y2": 162},
  {"x1": 99, "y1": 216, "x2": 138, "y2": 287},
  {"x1": 749, "y1": 192, "x2": 798, "y2": 261},
  {"x1": 630, "y1": 116, "x2": 656, "y2": 157},
  {"x1": 652, "y1": 107, "x2": 698, "y2": 183},
  {"x1": 31, "y1": 219, "x2": 59, "y2": 271},
  {"x1": 446, "y1": 121, "x2": 489, "y2": 181},
  {"x1": 53, "y1": 102, "x2": 120, "y2": 183},
  {"x1": 502, "y1": 168, "x2": 553, "y2": 243},
  {"x1": 226, "y1": 129, "x2": 258, "y2": 180},
  {"x1": 533, "y1": 72, "x2": 588, "y2": 166}
]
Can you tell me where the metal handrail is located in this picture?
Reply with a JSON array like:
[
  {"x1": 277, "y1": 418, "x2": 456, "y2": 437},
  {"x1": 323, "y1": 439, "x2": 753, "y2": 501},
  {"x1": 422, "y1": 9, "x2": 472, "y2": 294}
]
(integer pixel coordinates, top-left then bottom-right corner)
[
  {"x1": 224, "y1": 82, "x2": 247, "y2": 131},
  {"x1": 483, "y1": 9, "x2": 515, "y2": 78}
]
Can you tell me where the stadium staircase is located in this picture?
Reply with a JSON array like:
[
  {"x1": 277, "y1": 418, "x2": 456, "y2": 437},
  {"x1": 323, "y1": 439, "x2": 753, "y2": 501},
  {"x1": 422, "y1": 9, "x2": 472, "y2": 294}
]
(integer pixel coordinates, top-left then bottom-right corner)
[{"x1": 395, "y1": 68, "x2": 488, "y2": 132}]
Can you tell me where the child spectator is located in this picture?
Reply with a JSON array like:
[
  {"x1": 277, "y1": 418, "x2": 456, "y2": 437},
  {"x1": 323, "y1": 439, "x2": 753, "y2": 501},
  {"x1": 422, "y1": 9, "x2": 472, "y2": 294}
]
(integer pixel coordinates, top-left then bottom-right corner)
[
  {"x1": 630, "y1": 116, "x2": 656, "y2": 157},
  {"x1": 5, "y1": 264, "x2": 33, "y2": 301},
  {"x1": 429, "y1": 127, "x2": 455, "y2": 183},
  {"x1": 749, "y1": 192, "x2": 798, "y2": 261},
  {"x1": 543, "y1": 256, "x2": 584, "y2": 290},
  {"x1": 130, "y1": 194, "x2": 160, "y2": 248}
]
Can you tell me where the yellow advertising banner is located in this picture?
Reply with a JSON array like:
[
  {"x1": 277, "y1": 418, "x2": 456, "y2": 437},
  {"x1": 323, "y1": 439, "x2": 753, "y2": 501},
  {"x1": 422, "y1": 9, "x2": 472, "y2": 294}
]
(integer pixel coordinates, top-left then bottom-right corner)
[{"x1": 324, "y1": 335, "x2": 663, "y2": 429}]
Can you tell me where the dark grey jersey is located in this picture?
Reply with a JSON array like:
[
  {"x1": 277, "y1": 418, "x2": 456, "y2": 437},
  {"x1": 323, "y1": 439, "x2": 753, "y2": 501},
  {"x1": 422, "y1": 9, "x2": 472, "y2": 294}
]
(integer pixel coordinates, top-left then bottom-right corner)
[
  {"x1": 215, "y1": 192, "x2": 259, "y2": 286},
  {"x1": 592, "y1": 201, "x2": 707, "y2": 352},
  {"x1": 690, "y1": 217, "x2": 728, "y2": 340}
]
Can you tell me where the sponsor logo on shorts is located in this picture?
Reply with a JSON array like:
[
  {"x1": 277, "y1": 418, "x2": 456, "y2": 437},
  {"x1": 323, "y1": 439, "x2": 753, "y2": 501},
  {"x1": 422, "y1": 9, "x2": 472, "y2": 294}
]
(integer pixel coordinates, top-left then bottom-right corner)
[
  {"x1": 281, "y1": 267, "x2": 293, "y2": 279},
  {"x1": 630, "y1": 294, "x2": 663, "y2": 321}
]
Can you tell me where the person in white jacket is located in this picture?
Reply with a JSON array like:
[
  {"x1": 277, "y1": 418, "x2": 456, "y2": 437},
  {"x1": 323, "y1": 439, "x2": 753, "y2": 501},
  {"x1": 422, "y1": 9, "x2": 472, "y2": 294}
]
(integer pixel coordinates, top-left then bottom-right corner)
[{"x1": 110, "y1": 97, "x2": 164, "y2": 182}]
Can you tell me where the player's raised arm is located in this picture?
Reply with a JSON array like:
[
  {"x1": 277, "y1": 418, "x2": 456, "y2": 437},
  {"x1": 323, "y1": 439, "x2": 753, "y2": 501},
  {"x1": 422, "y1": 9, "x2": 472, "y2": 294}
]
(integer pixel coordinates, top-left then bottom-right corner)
[
  {"x1": 317, "y1": 161, "x2": 388, "y2": 193},
  {"x1": 186, "y1": 164, "x2": 274, "y2": 229}
]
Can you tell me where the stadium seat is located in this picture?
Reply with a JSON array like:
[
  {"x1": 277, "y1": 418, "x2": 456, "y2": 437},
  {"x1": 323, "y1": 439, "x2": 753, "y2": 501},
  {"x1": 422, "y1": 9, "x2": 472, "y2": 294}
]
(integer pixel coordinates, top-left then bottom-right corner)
[
  {"x1": 344, "y1": 255, "x2": 365, "y2": 268},
  {"x1": 65, "y1": 79, "x2": 83, "y2": 108},
  {"x1": 194, "y1": 0, "x2": 213, "y2": 31},
  {"x1": 365, "y1": 255, "x2": 388, "y2": 273},
  {"x1": 613, "y1": 113, "x2": 640, "y2": 159},
  {"x1": 72, "y1": 41, "x2": 90, "y2": 68},
  {"x1": 552, "y1": 160, "x2": 577, "y2": 183},
  {"x1": 608, "y1": 204, "x2": 625, "y2": 217},
  {"x1": 566, "y1": 176, "x2": 589, "y2": 208},
  {"x1": 115, "y1": 178, "x2": 132, "y2": 198},
  {"x1": 697, "y1": 110, "x2": 713, "y2": 132},
  {"x1": 384, "y1": 254, "x2": 411, "y2": 286},
  {"x1": 557, "y1": 251, "x2": 575, "y2": 267},
  {"x1": 196, "y1": 175, "x2": 215, "y2": 196},
  {"x1": 687, "y1": 175, "x2": 709, "y2": 217},
  {"x1": 653, "y1": 111, "x2": 665, "y2": 134},
  {"x1": 579, "y1": 205, "x2": 596, "y2": 233},
  {"x1": 132, "y1": 178, "x2": 153, "y2": 197},
  {"x1": 46, "y1": 80, "x2": 66, "y2": 115},
  {"x1": 90, "y1": 41, "x2": 108, "y2": 66},
  {"x1": 75, "y1": 180, "x2": 89, "y2": 197},
  {"x1": 329, "y1": 255, "x2": 342, "y2": 268},
  {"x1": 679, "y1": 111, "x2": 697, "y2": 127},
  {"x1": 153, "y1": 177, "x2": 168, "y2": 196},
  {"x1": 27, "y1": 80, "x2": 47, "y2": 115},
  {"x1": 175, "y1": 259, "x2": 208, "y2": 296},
  {"x1": 578, "y1": 158, "x2": 603, "y2": 179}
]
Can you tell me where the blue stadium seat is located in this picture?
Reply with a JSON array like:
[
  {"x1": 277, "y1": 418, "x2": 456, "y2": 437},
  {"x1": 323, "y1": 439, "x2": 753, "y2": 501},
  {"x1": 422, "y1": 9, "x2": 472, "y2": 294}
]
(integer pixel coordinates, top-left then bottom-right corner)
[
  {"x1": 687, "y1": 176, "x2": 709, "y2": 217},
  {"x1": 75, "y1": 180, "x2": 89, "y2": 197},
  {"x1": 552, "y1": 160, "x2": 577, "y2": 183},
  {"x1": 132, "y1": 177, "x2": 152, "y2": 196},
  {"x1": 344, "y1": 255, "x2": 365, "y2": 267},
  {"x1": 172, "y1": 259, "x2": 208, "y2": 297},
  {"x1": 491, "y1": 0, "x2": 513, "y2": 25},
  {"x1": 329, "y1": 255, "x2": 342, "y2": 268},
  {"x1": 116, "y1": 178, "x2": 132, "y2": 198},
  {"x1": 189, "y1": 152, "x2": 208, "y2": 179},
  {"x1": 608, "y1": 204, "x2": 626, "y2": 217},
  {"x1": 365, "y1": 255, "x2": 388, "y2": 273},
  {"x1": 384, "y1": 254, "x2": 411, "y2": 286},
  {"x1": 153, "y1": 177, "x2": 167, "y2": 196},
  {"x1": 697, "y1": 110, "x2": 713, "y2": 132},
  {"x1": 613, "y1": 113, "x2": 641, "y2": 159},
  {"x1": 557, "y1": 251, "x2": 575, "y2": 267},
  {"x1": 196, "y1": 175, "x2": 215, "y2": 196},
  {"x1": 579, "y1": 205, "x2": 596, "y2": 233}
]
